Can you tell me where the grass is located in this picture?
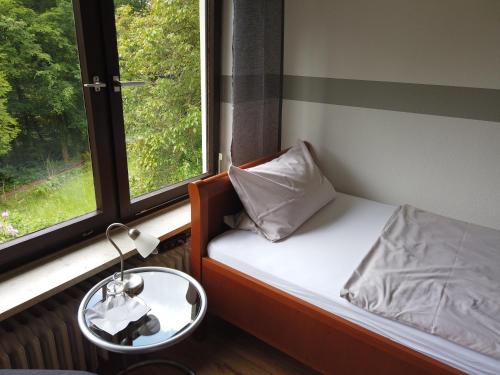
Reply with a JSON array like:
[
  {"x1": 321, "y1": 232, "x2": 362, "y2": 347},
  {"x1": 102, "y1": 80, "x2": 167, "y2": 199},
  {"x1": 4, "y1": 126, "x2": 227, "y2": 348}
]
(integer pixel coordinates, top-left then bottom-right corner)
[{"x1": 0, "y1": 164, "x2": 96, "y2": 244}]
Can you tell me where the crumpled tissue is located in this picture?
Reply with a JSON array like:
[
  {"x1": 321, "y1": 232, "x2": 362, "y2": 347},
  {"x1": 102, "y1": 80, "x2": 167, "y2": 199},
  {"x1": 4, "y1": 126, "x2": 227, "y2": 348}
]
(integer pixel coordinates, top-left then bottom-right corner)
[{"x1": 85, "y1": 293, "x2": 151, "y2": 336}]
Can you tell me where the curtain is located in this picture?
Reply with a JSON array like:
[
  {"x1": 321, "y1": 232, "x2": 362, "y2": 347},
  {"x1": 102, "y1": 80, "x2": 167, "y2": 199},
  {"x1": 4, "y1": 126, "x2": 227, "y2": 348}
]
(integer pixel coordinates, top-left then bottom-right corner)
[{"x1": 231, "y1": 0, "x2": 283, "y2": 166}]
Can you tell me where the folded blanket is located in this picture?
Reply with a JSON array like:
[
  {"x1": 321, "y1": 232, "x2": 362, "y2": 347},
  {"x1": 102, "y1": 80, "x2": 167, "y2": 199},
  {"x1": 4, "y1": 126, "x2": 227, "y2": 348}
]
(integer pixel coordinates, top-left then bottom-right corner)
[{"x1": 341, "y1": 205, "x2": 500, "y2": 359}]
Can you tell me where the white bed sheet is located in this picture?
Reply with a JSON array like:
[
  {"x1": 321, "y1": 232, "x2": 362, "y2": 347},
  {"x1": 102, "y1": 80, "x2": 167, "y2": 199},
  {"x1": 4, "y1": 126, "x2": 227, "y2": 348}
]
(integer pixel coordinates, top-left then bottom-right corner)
[{"x1": 208, "y1": 193, "x2": 500, "y2": 375}]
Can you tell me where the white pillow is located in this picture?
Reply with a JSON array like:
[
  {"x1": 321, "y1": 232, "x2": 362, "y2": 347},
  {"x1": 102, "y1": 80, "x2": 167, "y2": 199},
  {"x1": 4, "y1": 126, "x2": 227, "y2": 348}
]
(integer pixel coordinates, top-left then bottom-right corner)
[{"x1": 227, "y1": 141, "x2": 336, "y2": 241}]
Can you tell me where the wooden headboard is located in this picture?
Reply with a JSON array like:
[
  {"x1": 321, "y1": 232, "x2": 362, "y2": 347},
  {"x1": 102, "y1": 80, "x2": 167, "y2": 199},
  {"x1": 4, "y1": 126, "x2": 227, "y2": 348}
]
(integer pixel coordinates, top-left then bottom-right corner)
[{"x1": 188, "y1": 150, "x2": 286, "y2": 281}]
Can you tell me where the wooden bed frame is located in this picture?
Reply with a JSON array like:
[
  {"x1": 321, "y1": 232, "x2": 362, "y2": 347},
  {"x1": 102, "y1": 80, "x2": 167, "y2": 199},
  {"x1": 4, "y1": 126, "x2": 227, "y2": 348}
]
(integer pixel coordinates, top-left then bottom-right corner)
[{"x1": 188, "y1": 152, "x2": 462, "y2": 375}]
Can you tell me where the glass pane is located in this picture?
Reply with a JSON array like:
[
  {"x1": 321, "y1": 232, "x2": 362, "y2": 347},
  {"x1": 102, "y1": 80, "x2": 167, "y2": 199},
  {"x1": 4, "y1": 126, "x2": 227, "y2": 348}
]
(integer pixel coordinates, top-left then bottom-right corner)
[
  {"x1": 114, "y1": 0, "x2": 204, "y2": 198},
  {"x1": 0, "y1": 0, "x2": 96, "y2": 244}
]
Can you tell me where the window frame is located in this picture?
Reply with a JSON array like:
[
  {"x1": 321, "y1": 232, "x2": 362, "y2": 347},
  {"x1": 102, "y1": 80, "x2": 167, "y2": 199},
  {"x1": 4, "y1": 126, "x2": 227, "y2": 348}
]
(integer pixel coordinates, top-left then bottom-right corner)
[
  {"x1": 100, "y1": 0, "x2": 220, "y2": 220},
  {"x1": 0, "y1": 0, "x2": 220, "y2": 271}
]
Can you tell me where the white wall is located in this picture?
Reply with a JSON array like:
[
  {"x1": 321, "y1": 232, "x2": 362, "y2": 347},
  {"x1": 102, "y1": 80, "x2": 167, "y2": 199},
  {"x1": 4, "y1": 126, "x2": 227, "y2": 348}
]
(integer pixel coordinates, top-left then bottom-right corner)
[
  {"x1": 219, "y1": 0, "x2": 233, "y2": 172},
  {"x1": 219, "y1": 102, "x2": 233, "y2": 171},
  {"x1": 284, "y1": 0, "x2": 500, "y2": 89},
  {"x1": 282, "y1": 0, "x2": 500, "y2": 229}
]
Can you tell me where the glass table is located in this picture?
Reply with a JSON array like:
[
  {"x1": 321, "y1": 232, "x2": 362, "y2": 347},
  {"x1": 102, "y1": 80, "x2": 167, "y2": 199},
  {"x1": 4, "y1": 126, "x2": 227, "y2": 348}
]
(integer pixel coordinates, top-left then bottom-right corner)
[{"x1": 77, "y1": 267, "x2": 207, "y2": 374}]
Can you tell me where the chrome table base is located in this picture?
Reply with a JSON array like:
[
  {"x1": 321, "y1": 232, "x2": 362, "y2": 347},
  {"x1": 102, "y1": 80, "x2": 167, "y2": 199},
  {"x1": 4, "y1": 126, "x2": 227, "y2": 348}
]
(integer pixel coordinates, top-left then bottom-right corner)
[{"x1": 117, "y1": 359, "x2": 195, "y2": 375}]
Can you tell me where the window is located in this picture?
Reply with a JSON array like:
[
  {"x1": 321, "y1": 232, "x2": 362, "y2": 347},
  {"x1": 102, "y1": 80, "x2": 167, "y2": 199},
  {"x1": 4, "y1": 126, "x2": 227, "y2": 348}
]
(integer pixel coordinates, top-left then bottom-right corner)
[{"x1": 0, "y1": 0, "x2": 219, "y2": 270}]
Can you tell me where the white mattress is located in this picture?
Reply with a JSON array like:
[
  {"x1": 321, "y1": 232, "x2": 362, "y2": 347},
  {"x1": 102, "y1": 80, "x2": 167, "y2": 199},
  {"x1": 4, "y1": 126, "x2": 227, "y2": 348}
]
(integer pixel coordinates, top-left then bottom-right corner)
[{"x1": 208, "y1": 193, "x2": 500, "y2": 375}]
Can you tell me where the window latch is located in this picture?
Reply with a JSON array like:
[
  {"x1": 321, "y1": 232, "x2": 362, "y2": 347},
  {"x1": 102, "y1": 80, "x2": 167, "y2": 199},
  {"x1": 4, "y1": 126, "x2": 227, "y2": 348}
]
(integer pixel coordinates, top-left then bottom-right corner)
[
  {"x1": 83, "y1": 76, "x2": 107, "y2": 92},
  {"x1": 113, "y1": 76, "x2": 146, "y2": 92}
]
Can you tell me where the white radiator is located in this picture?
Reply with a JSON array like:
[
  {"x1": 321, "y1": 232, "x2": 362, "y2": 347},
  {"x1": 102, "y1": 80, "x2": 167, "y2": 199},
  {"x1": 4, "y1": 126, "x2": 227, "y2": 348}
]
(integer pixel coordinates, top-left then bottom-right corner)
[{"x1": 0, "y1": 237, "x2": 190, "y2": 371}]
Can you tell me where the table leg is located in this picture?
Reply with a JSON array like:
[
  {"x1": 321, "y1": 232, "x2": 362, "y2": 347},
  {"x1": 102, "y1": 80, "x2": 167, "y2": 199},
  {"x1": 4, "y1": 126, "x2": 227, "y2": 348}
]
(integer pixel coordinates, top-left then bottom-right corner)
[{"x1": 117, "y1": 358, "x2": 195, "y2": 375}]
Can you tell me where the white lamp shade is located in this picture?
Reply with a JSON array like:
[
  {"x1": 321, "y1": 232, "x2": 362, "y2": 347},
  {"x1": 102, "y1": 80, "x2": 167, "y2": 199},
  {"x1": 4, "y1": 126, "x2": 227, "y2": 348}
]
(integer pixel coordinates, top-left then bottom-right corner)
[{"x1": 133, "y1": 232, "x2": 160, "y2": 258}]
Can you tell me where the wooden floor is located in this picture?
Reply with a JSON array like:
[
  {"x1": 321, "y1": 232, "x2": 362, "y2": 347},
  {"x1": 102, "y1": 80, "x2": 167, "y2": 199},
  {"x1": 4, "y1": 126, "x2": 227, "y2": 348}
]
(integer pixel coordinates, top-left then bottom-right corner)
[{"x1": 101, "y1": 316, "x2": 319, "y2": 375}]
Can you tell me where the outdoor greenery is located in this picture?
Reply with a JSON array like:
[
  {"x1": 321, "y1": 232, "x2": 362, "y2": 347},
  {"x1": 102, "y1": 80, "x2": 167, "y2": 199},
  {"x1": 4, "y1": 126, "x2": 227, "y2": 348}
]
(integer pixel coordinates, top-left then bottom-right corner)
[
  {"x1": 0, "y1": 0, "x2": 202, "y2": 243},
  {"x1": 117, "y1": 0, "x2": 202, "y2": 196},
  {"x1": 0, "y1": 165, "x2": 95, "y2": 242}
]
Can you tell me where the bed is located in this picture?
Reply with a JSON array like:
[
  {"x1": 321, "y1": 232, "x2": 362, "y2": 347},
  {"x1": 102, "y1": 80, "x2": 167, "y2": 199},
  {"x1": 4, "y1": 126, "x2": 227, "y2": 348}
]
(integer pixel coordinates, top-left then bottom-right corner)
[{"x1": 188, "y1": 151, "x2": 499, "y2": 374}]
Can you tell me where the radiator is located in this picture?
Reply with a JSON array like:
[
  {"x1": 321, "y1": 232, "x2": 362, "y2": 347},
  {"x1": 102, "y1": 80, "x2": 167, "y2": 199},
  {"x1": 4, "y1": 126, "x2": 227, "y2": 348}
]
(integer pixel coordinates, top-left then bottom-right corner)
[{"x1": 0, "y1": 237, "x2": 190, "y2": 371}]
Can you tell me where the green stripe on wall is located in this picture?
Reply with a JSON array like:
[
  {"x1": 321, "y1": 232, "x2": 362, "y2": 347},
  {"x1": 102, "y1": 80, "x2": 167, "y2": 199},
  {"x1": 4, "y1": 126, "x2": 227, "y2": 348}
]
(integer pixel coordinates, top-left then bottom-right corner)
[
  {"x1": 283, "y1": 75, "x2": 500, "y2": 123},
  {"x1": 221, "y1": 74, "x2": 500, "y2": 122}
]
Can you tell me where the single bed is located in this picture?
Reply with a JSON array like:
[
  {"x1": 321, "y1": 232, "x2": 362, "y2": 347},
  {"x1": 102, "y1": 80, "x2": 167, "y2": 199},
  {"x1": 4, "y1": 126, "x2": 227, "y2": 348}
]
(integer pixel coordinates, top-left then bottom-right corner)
[
  {"x1": 188, "y1": 151, "x2": 495, "y2": 374},
  {"x1": 209, "y1": 193, "x2": 500, "y2": 375}
]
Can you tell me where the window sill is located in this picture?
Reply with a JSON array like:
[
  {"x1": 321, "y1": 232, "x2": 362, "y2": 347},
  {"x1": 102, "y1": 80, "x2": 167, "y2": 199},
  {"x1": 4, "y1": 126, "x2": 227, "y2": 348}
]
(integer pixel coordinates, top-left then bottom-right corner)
[{"x1": 0, "y1": 201, "x2": 191, "y2": 322}]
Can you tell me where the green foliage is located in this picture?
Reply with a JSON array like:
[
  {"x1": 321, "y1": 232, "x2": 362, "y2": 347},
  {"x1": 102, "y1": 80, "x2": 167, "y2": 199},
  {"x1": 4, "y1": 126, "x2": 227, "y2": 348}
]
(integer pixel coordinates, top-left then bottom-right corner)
[
  {"x1": 116, "y1": 0, "x2": 202, "y2": 196},
  {"x1": 0, "y1": 0, "x2": 202, "y2": 241},
  {"x1": 0, "y1": 0, "x2": 86, "y2": 170},
  {"x1": 0, "y1": 163, "x2": 96, "y2": 242},
  {"x1": 0, "y1": 72, "x2": 18, "y2": 155},
  {"x1": 114, "y1": 0, "x2": 148, "y2": 12}
]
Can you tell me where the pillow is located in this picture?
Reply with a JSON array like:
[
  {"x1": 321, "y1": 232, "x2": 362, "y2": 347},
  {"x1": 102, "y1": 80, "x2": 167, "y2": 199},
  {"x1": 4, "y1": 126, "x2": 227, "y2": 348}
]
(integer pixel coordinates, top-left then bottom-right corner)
[
  {"x1": 224, "y1": 210, "x2": 262, "y2": 235},
  {"x1": 227, "y1": 141, "x2": 336, "y2": 241}
]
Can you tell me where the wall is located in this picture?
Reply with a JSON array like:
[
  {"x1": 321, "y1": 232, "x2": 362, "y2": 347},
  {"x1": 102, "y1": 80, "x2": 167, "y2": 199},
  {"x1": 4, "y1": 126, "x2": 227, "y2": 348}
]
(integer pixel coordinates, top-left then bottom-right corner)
[
  {"x1": 282, "y1": 0, "x2": 500, "y2": 229},
  {"x1": 219, "y1": 0, "x2": 233, "y2": 172}
]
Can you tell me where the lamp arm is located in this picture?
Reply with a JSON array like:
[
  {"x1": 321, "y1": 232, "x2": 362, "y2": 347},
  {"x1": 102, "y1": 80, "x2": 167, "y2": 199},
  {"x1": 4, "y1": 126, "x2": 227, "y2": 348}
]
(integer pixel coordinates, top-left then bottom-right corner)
[{"x1": 106, "y1": 223, "x2": 131, "y2": 282}]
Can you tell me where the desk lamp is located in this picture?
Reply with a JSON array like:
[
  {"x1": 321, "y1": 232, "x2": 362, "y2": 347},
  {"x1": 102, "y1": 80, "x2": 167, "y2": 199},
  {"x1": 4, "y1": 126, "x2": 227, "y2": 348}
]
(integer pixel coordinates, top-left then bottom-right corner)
[{"x1": 106, "y1": 223, "x2": 160, "y2": 294}]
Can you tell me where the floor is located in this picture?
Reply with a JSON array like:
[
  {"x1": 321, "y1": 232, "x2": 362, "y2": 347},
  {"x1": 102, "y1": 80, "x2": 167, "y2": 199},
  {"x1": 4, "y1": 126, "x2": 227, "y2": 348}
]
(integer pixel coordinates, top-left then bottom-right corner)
[{"x1": 101, "y1": 316, "x2": 319, "y2": 375}]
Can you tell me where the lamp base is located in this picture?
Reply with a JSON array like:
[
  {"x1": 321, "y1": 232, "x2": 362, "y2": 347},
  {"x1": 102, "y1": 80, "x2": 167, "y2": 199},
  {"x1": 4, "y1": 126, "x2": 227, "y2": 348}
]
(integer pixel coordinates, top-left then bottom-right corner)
[{"x1": 123, "y1": 273, "x2": 144, "y2": 296}]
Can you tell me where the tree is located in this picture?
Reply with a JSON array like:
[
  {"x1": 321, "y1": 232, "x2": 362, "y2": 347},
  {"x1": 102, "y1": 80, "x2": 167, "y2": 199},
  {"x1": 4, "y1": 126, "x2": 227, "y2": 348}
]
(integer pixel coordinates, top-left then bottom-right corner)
[
  {"x1": 0, "y1": 0, "x2": 87, "y2": 168},
  {"x1": 0, "y1": 71, "x2": 18, "y2": 155},
  {"x1": 115, "y1": 0, "x2": 202, "y2": 196},
  {"x1": 0, "y1": 0, "x2": 202, "y2": 196}
]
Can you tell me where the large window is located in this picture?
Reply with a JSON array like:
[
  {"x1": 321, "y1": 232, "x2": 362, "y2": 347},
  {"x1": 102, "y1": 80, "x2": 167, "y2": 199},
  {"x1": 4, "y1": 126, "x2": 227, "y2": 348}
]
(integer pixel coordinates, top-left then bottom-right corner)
[
  {"x1": 0, "y1": 0, "x2": 97, "y2": 241},
  {"x1": 0, "y1": 0, "x2": 219, "y2": 270},
  {"x1": 116, "y1": 0, "x2": 204, "y2": 198}
]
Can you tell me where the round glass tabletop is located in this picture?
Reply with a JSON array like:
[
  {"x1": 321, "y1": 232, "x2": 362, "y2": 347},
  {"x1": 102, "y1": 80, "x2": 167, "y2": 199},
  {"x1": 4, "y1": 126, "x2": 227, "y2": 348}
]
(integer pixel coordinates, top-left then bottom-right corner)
[{"x1": 77, "y1": 267, "x2": 207, "y2": 354}]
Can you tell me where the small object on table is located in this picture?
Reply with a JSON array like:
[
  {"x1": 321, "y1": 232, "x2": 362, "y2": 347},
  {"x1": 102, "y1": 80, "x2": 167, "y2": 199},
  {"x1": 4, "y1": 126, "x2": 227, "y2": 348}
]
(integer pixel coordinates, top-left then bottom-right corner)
[
  {"x1": 78, "y1": 267, "x2": 207, "y2": 374},
  {"x1": 84, "y1": 278, "x2": 151, "y2": 336},
  {"x1": 105, "y1": 222, "x2": 160, "y2": 295}
]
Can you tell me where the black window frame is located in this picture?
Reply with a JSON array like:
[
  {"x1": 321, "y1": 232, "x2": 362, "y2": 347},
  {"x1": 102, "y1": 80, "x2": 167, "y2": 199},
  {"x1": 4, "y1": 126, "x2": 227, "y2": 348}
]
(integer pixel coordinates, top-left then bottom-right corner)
[{"x1": 0, "y1": 0, "x2": 220, "y2": 272}]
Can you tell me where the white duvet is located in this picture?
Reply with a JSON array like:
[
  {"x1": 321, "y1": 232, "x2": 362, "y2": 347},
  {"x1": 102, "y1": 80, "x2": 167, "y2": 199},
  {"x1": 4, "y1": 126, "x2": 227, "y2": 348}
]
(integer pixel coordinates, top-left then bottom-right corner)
[{"x1": 342, "y1": 204, "x2": 500, "y2": 360}]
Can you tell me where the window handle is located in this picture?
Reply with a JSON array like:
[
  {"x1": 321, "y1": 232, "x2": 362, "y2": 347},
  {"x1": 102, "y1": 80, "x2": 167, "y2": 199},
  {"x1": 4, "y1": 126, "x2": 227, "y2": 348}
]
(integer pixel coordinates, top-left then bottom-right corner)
[
  {"x1": 113, "y1": 76, "x2": 146, "y2": 92},
  {"x1": 83, "y1": 76, "x2": 107, "y2": 92}
]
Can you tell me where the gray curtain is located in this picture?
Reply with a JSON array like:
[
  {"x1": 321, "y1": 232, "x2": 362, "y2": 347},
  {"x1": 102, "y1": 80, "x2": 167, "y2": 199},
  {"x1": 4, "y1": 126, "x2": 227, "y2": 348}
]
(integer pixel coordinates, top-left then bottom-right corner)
[{"x1": 231, "y1": 0, "x2": 283, "y2": 166}]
